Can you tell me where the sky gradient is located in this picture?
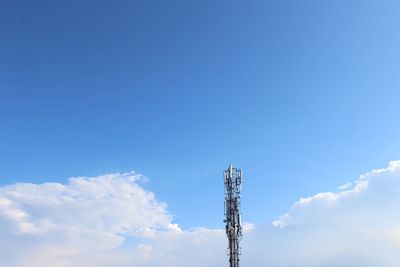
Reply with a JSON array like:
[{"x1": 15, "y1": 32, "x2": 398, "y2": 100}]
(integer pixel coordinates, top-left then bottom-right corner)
[{"x1": 1, "y1": 0, "x2": 400, "y2": 232}]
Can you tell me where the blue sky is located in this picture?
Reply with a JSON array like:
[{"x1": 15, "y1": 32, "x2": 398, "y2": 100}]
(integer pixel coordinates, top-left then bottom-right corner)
[{"x1": 1, "y1": 0, "x2": 400, "y2": 230}]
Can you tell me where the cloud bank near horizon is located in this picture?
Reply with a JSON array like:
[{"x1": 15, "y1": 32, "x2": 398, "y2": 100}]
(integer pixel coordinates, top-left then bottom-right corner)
[{"x1": 2, "y1": 161, "x2": 400, "y2": 266}]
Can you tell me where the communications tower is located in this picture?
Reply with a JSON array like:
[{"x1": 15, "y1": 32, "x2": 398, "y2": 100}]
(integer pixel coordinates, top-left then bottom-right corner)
[{"x1": 224, "y1": 164, "x2": 243, "y2": 267}]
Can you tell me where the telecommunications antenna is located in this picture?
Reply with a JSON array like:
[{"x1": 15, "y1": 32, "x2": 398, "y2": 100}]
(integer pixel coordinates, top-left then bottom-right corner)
[{"x1": 224, "y1": 163, "x2": 243, "y2": 267}]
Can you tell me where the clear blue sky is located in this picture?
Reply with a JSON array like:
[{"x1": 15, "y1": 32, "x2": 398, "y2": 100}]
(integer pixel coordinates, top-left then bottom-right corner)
[{"x1": 1, "y1": 0, "x2": 400, "y2": 229}]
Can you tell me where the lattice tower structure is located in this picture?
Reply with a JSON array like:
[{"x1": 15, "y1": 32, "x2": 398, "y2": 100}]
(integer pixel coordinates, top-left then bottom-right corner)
[{"x1": 224, "y1": 164, "x2": 243, "y2": 267}]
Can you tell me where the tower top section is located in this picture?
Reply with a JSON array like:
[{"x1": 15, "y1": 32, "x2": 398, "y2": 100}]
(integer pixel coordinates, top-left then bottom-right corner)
[{"x1": 224, "y1": 164, "x2": 243, "y2": 267}]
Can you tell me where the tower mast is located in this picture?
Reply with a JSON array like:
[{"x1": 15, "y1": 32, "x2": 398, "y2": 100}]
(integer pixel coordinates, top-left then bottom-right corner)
[{"x1": 224, "y1": 163, "x2": 243, "y2": 267}]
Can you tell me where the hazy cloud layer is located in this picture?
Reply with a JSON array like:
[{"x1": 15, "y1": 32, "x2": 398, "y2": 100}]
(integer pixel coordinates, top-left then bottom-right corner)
[{"x1": 2, "y1": 161, "x2": 400, "y2": 266}]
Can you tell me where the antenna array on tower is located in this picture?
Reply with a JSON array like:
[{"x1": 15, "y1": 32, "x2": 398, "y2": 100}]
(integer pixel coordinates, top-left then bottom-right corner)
[{"x1": 224, "y1": 164, "x2": 243, "y2": 267}]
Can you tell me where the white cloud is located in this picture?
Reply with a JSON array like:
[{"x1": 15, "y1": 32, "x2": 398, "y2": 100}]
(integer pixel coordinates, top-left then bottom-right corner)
[
  {"x1": 273, "y1": 160, "x2": 400, "y2": 230},
  {"x1": 247, "y1": 160, "x2": 400, "y2": 267},
  {"x1": 2, "y1": 161, "x2": 400, "y2": 266},
  {"x1": 0, "y1": 172, "x2": 172, "y2": 267}
]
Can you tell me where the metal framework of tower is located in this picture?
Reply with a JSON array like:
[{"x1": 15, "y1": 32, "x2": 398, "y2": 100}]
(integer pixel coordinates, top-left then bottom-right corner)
[{"x1": 224, "y1": 164, "x2": 243, "y2": 267}]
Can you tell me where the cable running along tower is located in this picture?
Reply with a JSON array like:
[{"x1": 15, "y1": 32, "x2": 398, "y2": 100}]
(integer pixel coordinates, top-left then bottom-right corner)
[{"x1": 224, "y1": 164, "x2": 243, "y2": 267}]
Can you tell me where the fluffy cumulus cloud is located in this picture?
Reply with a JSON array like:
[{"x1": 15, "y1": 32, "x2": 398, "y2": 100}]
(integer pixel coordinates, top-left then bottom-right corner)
[
  {"x1": 0, "y1": 172, "x2": 173, "y2": 266},
  {"x1": 2, "y1": 161, "x2": 400, "y2": 266},
  {"x1": 243, "y1": 160, "x2": 400, "y2": 267}
]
